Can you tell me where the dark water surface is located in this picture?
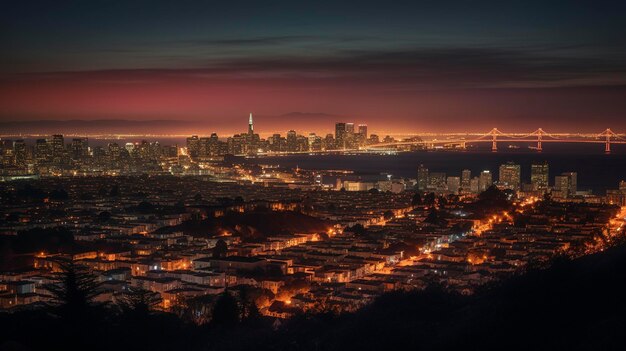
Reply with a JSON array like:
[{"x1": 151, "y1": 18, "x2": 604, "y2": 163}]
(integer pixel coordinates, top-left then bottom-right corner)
[{"x1": 251, "y1": 143, "x2": 626, "y2": 193}]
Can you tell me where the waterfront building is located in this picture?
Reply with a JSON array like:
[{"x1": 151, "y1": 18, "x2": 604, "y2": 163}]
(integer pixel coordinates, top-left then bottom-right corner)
[
  {"x1": 479, "y1": 170, "x2": 493, "y2": 192},
  {"x1": 357, "y1": 124, "x2": 368, "y2": 147},
  {"x1": 499, "y1": 162, "x2": 521, "y2": 190},
  {"x1": 447, "y1": 176, "x2": 461, "y2": 194},
  {"x1": 417, "y1": 164, "x2": 429, "y2": 191},
  {"x1": 335, "y1": 123, "x2": 347, "y2": 149},
  {"x1": 461, "y1": 169, "x2": 471, "y2": 192},
  {"x1": 531, "y1": 162, "x2": 549, "y2": 191}
]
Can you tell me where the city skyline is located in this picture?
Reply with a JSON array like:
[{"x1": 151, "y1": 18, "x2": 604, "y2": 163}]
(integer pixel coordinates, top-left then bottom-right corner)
[
  {"x1": 2, "y1": 1, "x2": 626, "y2": 133},
  {"x1": 3, "y1": 124, "x2": 624, "y2": 196}
]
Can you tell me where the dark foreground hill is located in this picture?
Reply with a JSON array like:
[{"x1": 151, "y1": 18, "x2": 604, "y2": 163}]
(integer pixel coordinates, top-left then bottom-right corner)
[
  {"x1": 212, "y1": 242, "x2": 626, "y2": 351},
  {"x1": 2, "y1": 243, "x2": 626, "y2": 351}
]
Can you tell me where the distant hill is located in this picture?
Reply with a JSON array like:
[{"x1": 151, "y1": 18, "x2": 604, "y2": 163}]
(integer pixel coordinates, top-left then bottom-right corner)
[
  {"x1": 0, "y1": 119, "x2": 196, "y2": 135},
  {"x1": 0, "y1": 112, "x2": 352, "y2": 135},
  {"x1": 173, "y1": 210, "x2": 331, "y2": 242},
  {"x1": 263, "y1": 112, "x2": 348, "y2": 134}
]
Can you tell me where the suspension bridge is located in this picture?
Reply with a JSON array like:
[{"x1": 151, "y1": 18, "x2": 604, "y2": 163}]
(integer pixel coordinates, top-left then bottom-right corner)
[{"x1": 366, "y1": 128, "x2": 626, "y2": 153}]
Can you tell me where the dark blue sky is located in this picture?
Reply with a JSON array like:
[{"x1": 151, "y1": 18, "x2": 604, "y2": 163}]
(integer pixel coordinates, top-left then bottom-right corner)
[{"x1": 1, "y1": 0, "x2": 626, "y2": 133}]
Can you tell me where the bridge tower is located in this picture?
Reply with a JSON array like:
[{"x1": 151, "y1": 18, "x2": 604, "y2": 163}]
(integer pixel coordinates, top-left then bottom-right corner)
[
  {"x1": 489, "y1": 128, "x2": 499, "y2": 152},
  {"x1": 535, "y1": 128, "x2": 546, "y2": 152},
  {"x1": 601, "y1": 128, "x2": 615, "y2": 153}
]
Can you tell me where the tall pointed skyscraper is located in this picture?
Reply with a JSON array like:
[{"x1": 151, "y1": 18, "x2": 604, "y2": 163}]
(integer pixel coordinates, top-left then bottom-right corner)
[{"x1": 248, "y1": 113, "x2": 254, "y2": 136}]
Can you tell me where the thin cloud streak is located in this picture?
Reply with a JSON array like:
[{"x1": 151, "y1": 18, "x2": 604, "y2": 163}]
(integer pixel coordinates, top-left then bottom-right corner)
[{"x1": 7, "y1": 46, "x2": 626, "y2": 90}]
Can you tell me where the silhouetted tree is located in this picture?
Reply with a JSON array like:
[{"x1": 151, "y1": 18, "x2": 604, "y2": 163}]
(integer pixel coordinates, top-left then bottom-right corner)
[
  {"x1": 136, "y1": 201, "x2": 155, "y2": 212},
  {"x1": 213, "y1": 239, "x2": 228, "y2": 258},
  {"x1": 514, "y1": 214, "x2": 531, "y2": 227},
  {"x1": 424, "y1": 192, "x2": 436, "y2": 206},
  {"x1": 543, "y1": 192, "x2": 552, "y2": 203},
  {"x1": 237, "y1": 285, "x2": 262, "y2": 323},
  {"x1": 412, "y1": 193, "x2": 422, "y2": 206},
  {"x1": 479, "y1": 185, "x2": 507, "y2": 203},
  {"x1": 46, "y1": 260, "x2": 103, "y2": 321},
  {"x1": 438, "y1": 196, "x2": 448, "y2": 206},
  {"x1": 16, "y1": 183, "x2": 46, "y2": 201},
  {"x1": 217, "y1": 197, "x2": 233, "y2": 206},
  {"x1": 424, "y1": 208, "x2": 440, "y2": 225},
  {"x1": 173, "y1": 295, "x2": 214, "y2": 325},
  {"x1": 118, "y1": 287, "x2": 162, "y2": 317},
  {"x1": 348, "y1": 224, "x2": 367, "y2": 236},
  {"x1": 245, "y1": 301, "x2": 262, "y2": 324},
  {"x1": 450, "y1": 221, "x2": 472, "y2": 235},
  {"x1": 448, "y1": 194, "x2": 460, "y2": 203},
  {"x1": 79, "y1": 192, "x2": 95, "y2": 200},
  {"x1": 212, "y1": 291, "x2": 240, "y2": 326},
  {"x1": 109, "y1": 185, "x2": 120, "y2": 197},
  {"x1": 250, "y1": 164, "x2": 263, "y2": 176},
  {"x1": 98, "y1": 211, "x2": 112, "y2": 222},
  {"x1": 5, "y1": 212, "x2": 19, "y2": 222},
  {"x1": 49, "y1": 188, "x2": 69, "y2": 201},
  {"x1": 474, "y1": 185, "x2": 510, "y2": 213},
  {"x1": 537, "y1": 192, "x2": 553, "y2": 211}
]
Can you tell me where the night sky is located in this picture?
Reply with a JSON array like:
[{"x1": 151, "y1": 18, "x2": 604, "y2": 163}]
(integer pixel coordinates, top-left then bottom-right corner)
[{"x1": 1, "y1": 0, "x2": 626, "y2": 134}]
